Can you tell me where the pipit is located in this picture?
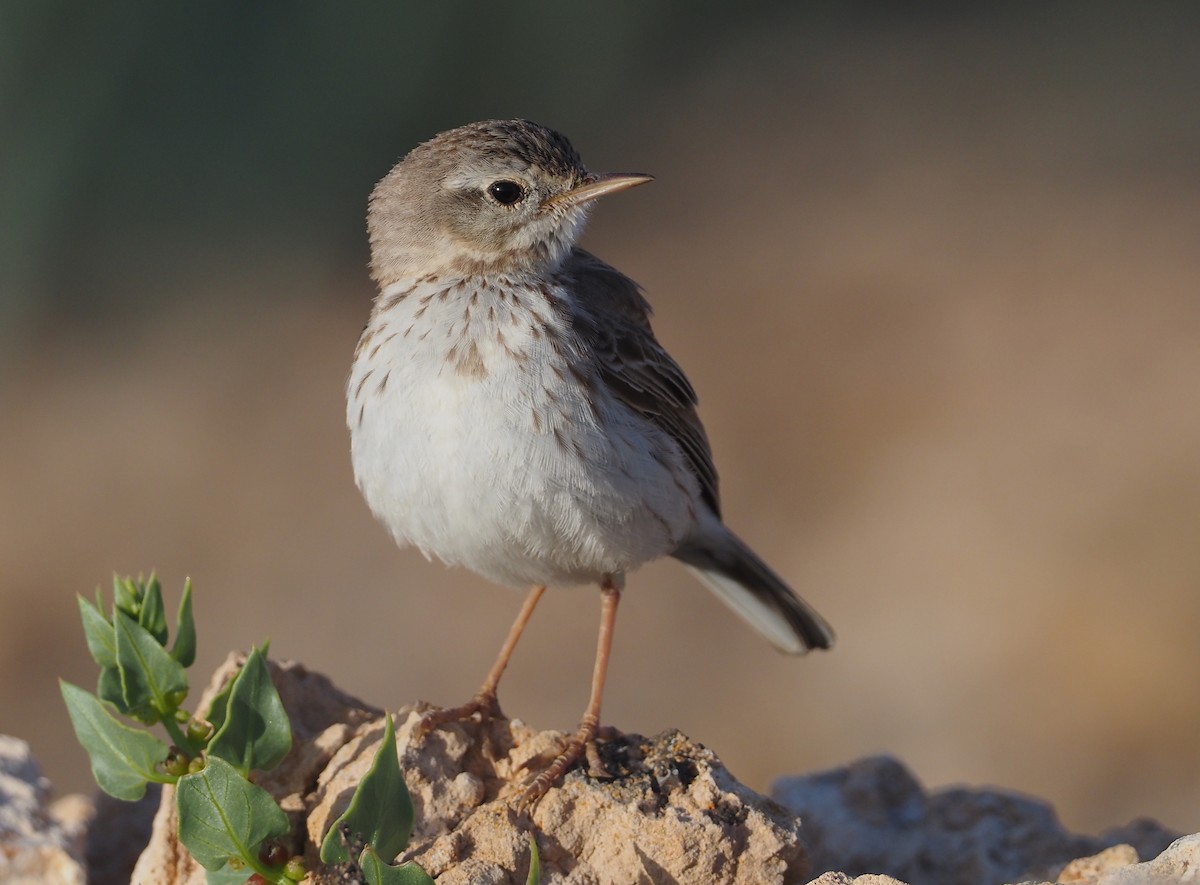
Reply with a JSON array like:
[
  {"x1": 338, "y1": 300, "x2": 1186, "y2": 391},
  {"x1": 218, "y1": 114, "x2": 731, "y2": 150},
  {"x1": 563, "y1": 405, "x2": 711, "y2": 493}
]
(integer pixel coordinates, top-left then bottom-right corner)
[{"x1": 347, "y1": 119, "x2": 834, "y2": 809}]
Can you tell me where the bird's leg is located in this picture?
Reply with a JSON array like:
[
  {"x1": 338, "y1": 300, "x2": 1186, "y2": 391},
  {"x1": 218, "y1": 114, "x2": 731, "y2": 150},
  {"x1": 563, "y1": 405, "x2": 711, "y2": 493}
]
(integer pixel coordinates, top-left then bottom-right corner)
[
  {"x1": 518, "y1": 576, "x2": 621, "y2": 811},
  {"x1": 418, "y1": 584, "x2": 546, "y2": 735}
]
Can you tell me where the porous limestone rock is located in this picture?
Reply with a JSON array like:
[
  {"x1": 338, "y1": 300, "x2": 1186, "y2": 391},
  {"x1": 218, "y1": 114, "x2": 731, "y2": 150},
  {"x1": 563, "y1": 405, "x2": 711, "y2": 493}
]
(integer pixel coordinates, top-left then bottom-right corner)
[
  {"x1": 131, "y1": 654, "x2": 809, "y2": 884},
  {"x1": 0, "y1": 735, "x2": 89, "y2": 885},
  {"x1": 18, "y1": 652, "x2": 1200, "y2": 884},
  {"x1": 123, "y1": 655, "x2": 1196, "y2": 885},
  {"x1": 309, "y1": 713, "x2": 807, "y2": 884},
  {"x1": 1054, "y1": 844, "x2": 1139, "y2": 883}
]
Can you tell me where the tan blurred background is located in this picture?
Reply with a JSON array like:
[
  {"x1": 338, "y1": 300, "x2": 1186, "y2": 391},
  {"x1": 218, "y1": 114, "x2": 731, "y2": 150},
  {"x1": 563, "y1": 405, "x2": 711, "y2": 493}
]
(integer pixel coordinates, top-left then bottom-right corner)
[{"x1": 2, "y1": 3, "x2": 1198, "y2": 836}]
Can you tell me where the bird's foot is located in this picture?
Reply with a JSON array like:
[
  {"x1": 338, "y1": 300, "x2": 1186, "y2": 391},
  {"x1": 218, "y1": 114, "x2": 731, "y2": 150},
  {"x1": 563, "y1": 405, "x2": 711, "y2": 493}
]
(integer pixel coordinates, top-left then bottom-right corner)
[
  {"x1": 515, "y1": 714, "x2": 600, "y2": 813},
  {"x1": 415, "y1": 690, "x2": 503, "y2": 738}
]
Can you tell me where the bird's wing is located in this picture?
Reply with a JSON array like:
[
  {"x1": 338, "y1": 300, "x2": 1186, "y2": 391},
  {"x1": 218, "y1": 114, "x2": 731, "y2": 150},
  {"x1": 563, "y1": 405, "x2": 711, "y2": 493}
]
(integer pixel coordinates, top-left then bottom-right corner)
[{"x1": 562, "y1": 248, "x2": 721, "y2": 517}]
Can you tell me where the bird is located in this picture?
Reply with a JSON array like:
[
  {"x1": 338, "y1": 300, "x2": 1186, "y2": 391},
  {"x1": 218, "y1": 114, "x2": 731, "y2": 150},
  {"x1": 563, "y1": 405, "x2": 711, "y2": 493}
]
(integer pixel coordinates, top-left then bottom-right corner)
[{"x1": 346, "y1": 119, "x2": 834, "y2": 809}]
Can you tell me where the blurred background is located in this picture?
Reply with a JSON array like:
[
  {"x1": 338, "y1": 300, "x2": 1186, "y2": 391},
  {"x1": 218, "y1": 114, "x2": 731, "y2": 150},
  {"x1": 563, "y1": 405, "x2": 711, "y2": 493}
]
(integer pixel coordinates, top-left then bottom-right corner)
[{"x1": 2, "y1": 1, "x2": 1198, "y2": 837}]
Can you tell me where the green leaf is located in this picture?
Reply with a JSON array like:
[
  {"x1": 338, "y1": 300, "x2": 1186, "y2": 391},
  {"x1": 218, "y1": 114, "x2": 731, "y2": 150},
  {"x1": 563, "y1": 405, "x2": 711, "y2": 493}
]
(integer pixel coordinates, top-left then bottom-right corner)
[
  {"x1": 138, "y1": 573, "x2": 169, "y2": 645},
  {"x1": 526, "y1": 831, "x2": 541, "y2": 885},
  {"x1": 207, "y1": 646, "x2": 291, "y2": 776},
  {"x1": 96, "y1": 665, "x2": 126, "y2": 711},
  {"x1": 78, "y1": 595, "x2": 117, "y2": 668},
  {"x1": 205, "y1": 640, "x2": 270, "y2": 737},
  {"x1": 320, "y1": 715, "x2": 412, "y2": 865},
  {"x1": 172, "y1": 577, "x2": 197, "y2": 666},
  {"x1": 114, "y1": 609, "x2": 188, "y2": 720},
  {"x1": 113, "y1": 575, "x2": 139, "y2": 618},
  {"x1": 204, "y1": 865, "x2": 254, "y2": 885},
  {"x1": 360, "y1": 846, "x2": 436, "y2": 885},
  {"x1": 60, "y1": 680, "x2": 169, "y2": 801},
  {"x1": 175, "y1": 754, "x2": 290, "y2": 872},
  {"x1": 206, "y1": 678, "x2": 234, "y2": 737}
]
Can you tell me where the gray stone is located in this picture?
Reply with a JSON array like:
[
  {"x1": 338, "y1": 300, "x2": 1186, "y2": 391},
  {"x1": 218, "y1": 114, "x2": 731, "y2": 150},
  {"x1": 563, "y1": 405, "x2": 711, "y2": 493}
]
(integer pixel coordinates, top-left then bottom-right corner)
[
  {"x1": 773, "y1": 756, "x2": 1180, "y2": 885},
  {"x1": 0, "y1": 734, "x2": 89, "y2": 885}
]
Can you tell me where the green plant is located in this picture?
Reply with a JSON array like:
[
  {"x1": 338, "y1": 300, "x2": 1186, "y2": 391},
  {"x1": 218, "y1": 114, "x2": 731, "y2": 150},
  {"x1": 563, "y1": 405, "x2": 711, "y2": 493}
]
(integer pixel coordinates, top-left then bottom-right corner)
[
  {"x1": 62, "y1": 575, "x2": 540, "y2": 884},
  {"x1": 61, "y1": 575, "x2": 302, "y2": 884},
  {"x1": 321, "y1": 713, "x2": 432, "y2": 884}
]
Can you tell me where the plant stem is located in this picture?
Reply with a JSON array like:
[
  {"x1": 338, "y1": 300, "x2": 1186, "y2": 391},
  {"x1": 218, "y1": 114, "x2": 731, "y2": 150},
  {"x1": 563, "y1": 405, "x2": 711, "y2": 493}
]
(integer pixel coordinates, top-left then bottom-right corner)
[{"x1": 162, "y1": 714, "x2": 200, "y2": 757}]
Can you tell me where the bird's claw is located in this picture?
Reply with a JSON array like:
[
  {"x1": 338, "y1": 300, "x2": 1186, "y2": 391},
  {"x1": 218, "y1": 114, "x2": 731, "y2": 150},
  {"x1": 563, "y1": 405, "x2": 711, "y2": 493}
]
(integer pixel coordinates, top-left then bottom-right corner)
[
  {"x1": 515, "y1": 718, "x2": 599, "y2": 813},
  {"x1": 415, "y1": 691, "x2": 503, "y2": 738}
]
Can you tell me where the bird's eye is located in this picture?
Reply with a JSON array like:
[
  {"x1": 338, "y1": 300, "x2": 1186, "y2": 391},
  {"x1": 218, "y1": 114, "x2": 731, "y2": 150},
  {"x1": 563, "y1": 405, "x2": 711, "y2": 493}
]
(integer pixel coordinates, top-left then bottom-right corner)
[{"x1": 487, "y1": 180, "x2": 526, "y2": 206}]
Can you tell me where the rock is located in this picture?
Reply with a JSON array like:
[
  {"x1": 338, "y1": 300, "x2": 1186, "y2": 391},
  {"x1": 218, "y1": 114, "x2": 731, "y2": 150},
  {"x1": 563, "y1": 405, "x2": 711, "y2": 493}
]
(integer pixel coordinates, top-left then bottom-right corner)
[
  {"x1": 1090, "y1": 833, "x2": 1200, "y2": 884},
  {"x1": 772, "y1": 756, "x2": 1180, "y2": 885},
  {"x1": 13, "y1": 653, "x2": 1199, "y2": 884},
  {"x1": 308, "y1": 713, "x2": 807, "y2": 884},
  {"x1": 1055, "y1": 844, "x2": 1138, "y2": 883},
  {"x1": 132, "y1": 653, "x2": 808, "y2": 884},
  {"x1": 0, "y1": 734, "x2": 90, "y2": 885}
]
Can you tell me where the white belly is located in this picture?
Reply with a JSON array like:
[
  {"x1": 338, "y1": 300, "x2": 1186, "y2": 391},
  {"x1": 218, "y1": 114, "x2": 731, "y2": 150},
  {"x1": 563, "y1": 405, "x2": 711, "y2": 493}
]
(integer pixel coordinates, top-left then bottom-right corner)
[{"x1": 347, "y1": 276, "x2": 697, "y2": 588}]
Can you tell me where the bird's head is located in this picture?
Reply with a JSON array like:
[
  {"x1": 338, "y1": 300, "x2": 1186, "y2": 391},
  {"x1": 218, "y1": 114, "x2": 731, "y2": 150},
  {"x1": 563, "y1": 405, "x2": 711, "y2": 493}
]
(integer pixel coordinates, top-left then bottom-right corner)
[{"x1": 368, "y1": 119, "x2": 652, "y2": 285}]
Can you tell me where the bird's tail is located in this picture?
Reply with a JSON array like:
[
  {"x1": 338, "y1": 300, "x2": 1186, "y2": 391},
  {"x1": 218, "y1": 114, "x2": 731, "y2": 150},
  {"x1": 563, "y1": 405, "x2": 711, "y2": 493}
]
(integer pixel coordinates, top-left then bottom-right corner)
[{"x1": 675, "y1": 529, "x2": 835, "y2": 655}]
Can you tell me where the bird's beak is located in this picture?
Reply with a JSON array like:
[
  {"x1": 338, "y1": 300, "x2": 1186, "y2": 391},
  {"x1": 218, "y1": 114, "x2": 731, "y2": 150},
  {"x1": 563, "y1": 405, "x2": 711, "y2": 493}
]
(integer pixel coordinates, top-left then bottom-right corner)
[{"x1": 547, "y1": 173, "x2": 654, "y2": 209}]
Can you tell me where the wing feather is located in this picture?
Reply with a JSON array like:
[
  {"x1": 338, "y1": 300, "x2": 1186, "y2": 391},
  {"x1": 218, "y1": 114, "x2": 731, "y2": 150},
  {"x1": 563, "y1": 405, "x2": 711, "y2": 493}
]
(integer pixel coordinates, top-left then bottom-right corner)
[{"x1": 561, "y1": 248, "x2": 721, "y2": 517}]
